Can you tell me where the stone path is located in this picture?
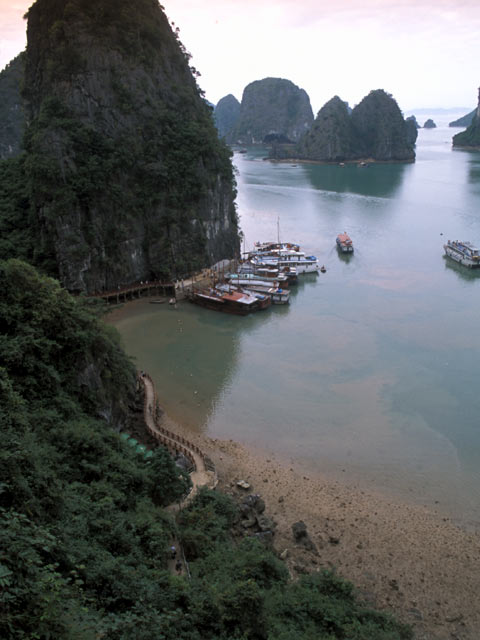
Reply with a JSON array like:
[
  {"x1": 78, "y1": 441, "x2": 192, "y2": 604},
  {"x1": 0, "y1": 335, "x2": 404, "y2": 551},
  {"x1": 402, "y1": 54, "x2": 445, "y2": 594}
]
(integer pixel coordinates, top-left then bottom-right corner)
[{"x1": 141, "y1": 373, "x2": 216, "y2": 507}]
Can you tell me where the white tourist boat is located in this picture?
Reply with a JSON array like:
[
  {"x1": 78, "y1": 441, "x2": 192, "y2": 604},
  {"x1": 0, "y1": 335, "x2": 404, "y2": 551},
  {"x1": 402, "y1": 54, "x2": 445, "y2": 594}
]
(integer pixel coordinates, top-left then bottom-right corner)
[
  {"x1": 251, "y1": 250, "x2": 319, "y2": 274},
  {"x1": 444, "y1": 240, "x2": 480, "y2": 268}
]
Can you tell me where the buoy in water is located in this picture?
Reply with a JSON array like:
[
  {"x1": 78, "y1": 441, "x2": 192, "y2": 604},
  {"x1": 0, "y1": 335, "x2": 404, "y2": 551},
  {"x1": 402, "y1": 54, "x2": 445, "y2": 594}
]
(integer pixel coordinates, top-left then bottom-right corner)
[{"x1": 320, "y1": 265, "x2": 327, "y2": 273}]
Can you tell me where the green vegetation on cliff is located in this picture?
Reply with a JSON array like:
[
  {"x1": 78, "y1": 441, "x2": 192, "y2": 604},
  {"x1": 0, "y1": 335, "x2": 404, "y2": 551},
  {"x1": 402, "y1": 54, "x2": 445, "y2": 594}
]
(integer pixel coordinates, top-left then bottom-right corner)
[
  {"x1": 0, "y1": 259, "x2": 413, "y2": 639},
  {"x1": 277, "y1": 89, "x2": 415, "y2": 163},
  {"x1": 0, "y1": 0, "x2": 240, "y2": 294}
]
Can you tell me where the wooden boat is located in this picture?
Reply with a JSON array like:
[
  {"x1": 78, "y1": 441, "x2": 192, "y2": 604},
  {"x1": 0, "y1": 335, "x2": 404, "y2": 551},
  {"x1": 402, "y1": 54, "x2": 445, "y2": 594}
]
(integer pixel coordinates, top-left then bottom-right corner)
[
  {"x1": 187, "y1": 287, "x2": 264, "y2": 315},
  {"x1": 336, "y1": 233, "x2": 354, "y2": 253}
]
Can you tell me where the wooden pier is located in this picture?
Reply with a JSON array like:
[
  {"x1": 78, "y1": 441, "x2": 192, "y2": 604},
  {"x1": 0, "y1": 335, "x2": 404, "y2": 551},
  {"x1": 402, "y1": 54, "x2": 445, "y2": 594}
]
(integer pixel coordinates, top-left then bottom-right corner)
[{"x1": 93, "y1": 280, "x2": 176, "y2": 303}]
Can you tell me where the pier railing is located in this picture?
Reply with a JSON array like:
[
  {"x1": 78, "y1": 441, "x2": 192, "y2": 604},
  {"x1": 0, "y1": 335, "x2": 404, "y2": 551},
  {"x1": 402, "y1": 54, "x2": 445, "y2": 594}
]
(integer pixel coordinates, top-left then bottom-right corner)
[{"x1": 141, "y1": 373, "x2": 217, "y2": 487}]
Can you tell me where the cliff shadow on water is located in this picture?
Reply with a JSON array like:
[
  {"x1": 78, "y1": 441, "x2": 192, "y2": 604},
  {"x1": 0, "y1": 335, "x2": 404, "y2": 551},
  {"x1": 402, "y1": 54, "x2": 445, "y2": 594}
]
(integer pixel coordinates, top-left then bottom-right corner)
[{"x1": 300, "y1": 162, "x2": 409, "y2": 199}]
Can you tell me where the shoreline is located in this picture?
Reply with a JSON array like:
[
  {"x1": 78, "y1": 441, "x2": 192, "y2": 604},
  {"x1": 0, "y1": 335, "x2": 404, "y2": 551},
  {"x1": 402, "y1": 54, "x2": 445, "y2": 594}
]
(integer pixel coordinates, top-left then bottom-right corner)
[
  {"x1": 156, "y1": 408, "x2": 480, "y2": 640},
  {"x1": 107, "y1": 301, "x2": 480, "y2": 638}
]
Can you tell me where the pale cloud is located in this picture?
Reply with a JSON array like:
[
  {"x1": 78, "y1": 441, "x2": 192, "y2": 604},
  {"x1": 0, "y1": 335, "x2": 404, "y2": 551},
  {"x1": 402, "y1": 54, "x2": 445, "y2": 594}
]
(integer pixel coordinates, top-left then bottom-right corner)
[{"x1": 1, "y1": 0, "x2": 479, "y2": 111}]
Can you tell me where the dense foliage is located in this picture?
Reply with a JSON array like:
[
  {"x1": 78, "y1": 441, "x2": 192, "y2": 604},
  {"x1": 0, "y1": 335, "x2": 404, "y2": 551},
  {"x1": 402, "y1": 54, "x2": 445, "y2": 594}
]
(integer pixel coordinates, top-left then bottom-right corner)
[{"x1": 0, "y1": 259, "x2": 413, "y2": 639}]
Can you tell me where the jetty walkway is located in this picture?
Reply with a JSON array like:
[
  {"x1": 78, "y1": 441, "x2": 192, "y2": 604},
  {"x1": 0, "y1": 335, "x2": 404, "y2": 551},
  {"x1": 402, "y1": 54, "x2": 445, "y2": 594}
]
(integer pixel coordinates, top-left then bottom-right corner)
[
  {"x1": 92, "y1": 280, "x2": 176, "y2": 303},
  {"x1": 140, "y1": 373, "x2": 217, "y2": 505}
]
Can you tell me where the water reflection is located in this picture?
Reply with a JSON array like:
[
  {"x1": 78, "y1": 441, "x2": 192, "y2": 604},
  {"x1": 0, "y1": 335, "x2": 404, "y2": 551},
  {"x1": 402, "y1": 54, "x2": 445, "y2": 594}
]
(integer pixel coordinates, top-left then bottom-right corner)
[
  {"x1": 443, "y1": 256, "x2": 480, "y2": 282},
  {"x1": 113, "y1": 302, "x2": 243, "y2": 433},
  {"x1": 300, "y1": 162, "x2": 408, "y2": 198}
]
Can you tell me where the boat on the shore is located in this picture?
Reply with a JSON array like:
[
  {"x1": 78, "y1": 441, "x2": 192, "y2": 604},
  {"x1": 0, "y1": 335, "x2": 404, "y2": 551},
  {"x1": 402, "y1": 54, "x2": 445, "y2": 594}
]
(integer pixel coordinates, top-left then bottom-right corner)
[
  {"x1": 444, "y1": 240, "x2": 480, "y2": 268},
  {"x1": 187, "y1": 286, "x2": 266, "y2": 315},
  {"x1": 336, "y1": 232, "x2": 354, "y2": 253},
  {"x1": 225, "y1": 275, "x2": 290, "y2": 303},
  {"x1": 216, "y1": 280, "x2": 290, "y2": 309}
]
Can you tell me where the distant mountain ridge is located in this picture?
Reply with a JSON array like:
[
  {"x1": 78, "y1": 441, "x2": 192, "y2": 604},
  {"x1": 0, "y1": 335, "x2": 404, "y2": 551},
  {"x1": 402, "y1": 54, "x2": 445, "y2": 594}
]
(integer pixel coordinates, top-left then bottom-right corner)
[{"x1": 449, "y1": 109, "x2": 476, "y2": 128}]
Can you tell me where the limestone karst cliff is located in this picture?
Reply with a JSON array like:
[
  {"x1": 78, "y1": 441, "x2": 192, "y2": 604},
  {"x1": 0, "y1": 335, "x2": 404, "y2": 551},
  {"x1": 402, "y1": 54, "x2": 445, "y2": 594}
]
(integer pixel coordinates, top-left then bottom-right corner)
[
  {"x1": 231, "y1": 77, "x2": 314, "y2": 144},
  {"x1": 295, "y1": 96, "x2": 356, "y2": 161},
  {"x1": 0, "y1": 54, "x2": 25, "y2": 159},
  {"x1": 405, "y1": 116, "x2": 419, "y2": 145},
  {"x1": 452, "y1": 88, "x2": 480, "y2": 149},
  {"x1": 1, "y1": 0, "x2": 239, "y2": 293},
  {"x1": 214, "y1": 94, "x2": 240, "y2": 139},
  {"x1": 276, "y1": 89, "x2": 415, "y2": 163}
]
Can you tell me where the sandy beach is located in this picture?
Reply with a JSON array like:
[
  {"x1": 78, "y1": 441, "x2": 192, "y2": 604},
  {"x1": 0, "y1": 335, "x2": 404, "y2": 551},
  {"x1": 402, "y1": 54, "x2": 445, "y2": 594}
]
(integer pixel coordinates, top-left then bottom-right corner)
[{"x1": 157, "y1": 411, "x2": 480, "y2": 640}]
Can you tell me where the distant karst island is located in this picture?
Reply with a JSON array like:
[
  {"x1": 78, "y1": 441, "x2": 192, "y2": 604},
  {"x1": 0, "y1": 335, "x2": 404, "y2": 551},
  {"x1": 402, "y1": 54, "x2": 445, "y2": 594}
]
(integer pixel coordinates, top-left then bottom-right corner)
[
  {"x1": 423, "y1": 118, "x2": 436, "y2": 129},
  {"x1": 214, "y1": 77, "x2": 314, "y2": 144},
  {"x1": 452, "y1": 88, "x2": 480, "y2": 149},
  {"x1": 268, "y1": 89, "x2": 415, "y2": 163}
]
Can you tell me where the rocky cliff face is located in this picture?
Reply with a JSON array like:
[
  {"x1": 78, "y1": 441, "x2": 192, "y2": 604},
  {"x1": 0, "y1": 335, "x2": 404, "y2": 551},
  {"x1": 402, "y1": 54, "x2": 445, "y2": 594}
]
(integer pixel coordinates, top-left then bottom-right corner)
[
  {"x1": 286, "y1": 89, "x2": 414, "y2": 162},
  {"x1": 350, "y1": 90, "x2": 415, "y2": 161},
  {"x1": 18, "y1": 0, "x2": 239, "y2": 293},
  {"x1": 231, "y1": 77, "x2": 313, "y2": 144},
  {"x1": 295, "y1": 96, "x2": 355, "y2": 161},
  {"x1": 405, "y1": 116, "x2": 419, "y2": 145},
  {"x1": 453, "y1": 88, "x2": 480, "y2": 148},
  {"x1": 0, "y1": 54, "x2": 25, "y2": 159},
  {"x1": 214, "y1": 94, "x2": 240, "y2": 139}
]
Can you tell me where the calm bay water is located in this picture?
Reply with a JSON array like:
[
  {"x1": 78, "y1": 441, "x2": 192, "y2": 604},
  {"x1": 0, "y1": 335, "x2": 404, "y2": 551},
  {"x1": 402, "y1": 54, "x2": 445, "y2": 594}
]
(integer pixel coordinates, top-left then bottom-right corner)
[{"x1": 113, "y1": 116, "x2": 480, "y2": 526}]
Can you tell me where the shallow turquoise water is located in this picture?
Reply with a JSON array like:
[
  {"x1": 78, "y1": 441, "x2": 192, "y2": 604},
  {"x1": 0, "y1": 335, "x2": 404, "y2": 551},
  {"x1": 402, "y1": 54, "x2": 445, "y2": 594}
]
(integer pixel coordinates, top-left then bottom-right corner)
[{"x1": 113, "y1": 119, "x2": 480, "y2": 525}]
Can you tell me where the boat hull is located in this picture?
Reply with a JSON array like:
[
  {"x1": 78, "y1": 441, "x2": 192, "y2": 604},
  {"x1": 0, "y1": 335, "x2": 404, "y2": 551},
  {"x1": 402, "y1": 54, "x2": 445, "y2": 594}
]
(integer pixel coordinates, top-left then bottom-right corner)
[
  {"x1": 188, "y1": 292, "x2": 258, "y2": 315},
  {"x1": 444, "y1": 245, "x2": 480, "y2": 268}
]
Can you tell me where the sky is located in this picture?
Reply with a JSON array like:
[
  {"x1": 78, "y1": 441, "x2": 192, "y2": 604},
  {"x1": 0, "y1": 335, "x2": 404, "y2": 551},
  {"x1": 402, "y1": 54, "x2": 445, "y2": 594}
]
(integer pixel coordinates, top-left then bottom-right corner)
[{"x1": 1, "y1": 0, "x2": 479, "y2": 114}]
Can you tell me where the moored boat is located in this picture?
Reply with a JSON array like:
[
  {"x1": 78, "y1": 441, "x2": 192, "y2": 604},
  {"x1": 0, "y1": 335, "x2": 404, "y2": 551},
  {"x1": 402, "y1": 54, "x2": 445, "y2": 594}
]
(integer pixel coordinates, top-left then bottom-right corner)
[
  {"x1": 251, "y1": 251, "x2": 319, "y2": 274},
  {"x1": 187, "y1": 287, "x2": 264, "y2": 315},
  {"x1": 336, "y1": 232, "x2": 354, "y2": 253},
  {"x1": 220, "y1": 280, "x2": 289, "y2": 305},
  {"x1": 444, "y1": 240, "x2": 480, "y2": 268}
]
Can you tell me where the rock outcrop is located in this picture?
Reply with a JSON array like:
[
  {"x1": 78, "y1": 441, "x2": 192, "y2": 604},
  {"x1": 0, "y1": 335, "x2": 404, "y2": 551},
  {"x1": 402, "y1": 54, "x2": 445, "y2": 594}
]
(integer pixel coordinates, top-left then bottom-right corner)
[
  {"x1": 423, "y1": 119, "x2": 436, "y2": 129},
  {"x1": 230, "y1": 77, "x2": 314, "y2": 144},
  {"x1": 8, "y1": 0, "x2": 239, "y2": 293},
  {"x1": 214, "y1": 94, "x2": 240, "y2": 139},
  {"x1": 281, "y1": 89, "x2": 415, "y2": 163},
  {"x1": 0, "y1": 54, "x2": 25, "y2": 159},
  {"x1": 405, "y1": 115, "x2": 419, "y2": 145},
  {"x1": 295, "y1": 96, "x2": 356, "y2": 161},
  {"x1": 449, "y1": 109, "x2": 476, "y2": 128},
  {"x1": 453, "y1": 89, "x2": 480, "y2": 149}
]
